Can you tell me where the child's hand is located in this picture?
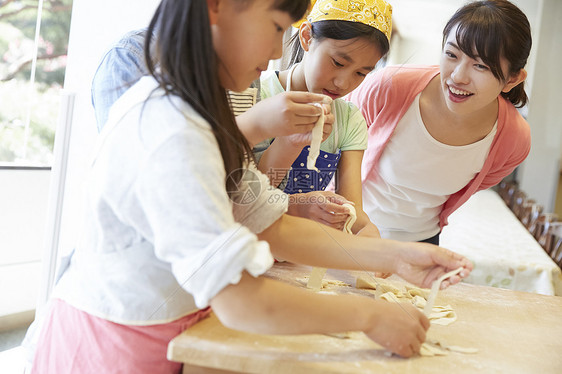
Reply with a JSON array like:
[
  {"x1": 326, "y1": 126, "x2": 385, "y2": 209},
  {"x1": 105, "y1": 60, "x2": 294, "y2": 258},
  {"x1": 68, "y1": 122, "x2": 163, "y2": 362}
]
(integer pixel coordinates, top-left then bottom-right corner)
[
  {"x1": 287, "y1": 191, "x2": 351, "y2": 231},
  {"x1": 319, "y1": 103, "x2": 335, "y2": 141},
  {"x1": 365, "y1": 301, "x2": 429, "y2": 357},
  {"x1": 269, "y1": 99, "x2": 334, "y2": 149},
  {"x1": 392, "y1": 242, "x2": 473, "y2": 289},
  {"x1": 238, "y1": 91, "x2": 333, "y2": 144},
  {"x1": 275, "y1": 119, "x2": 333, "y2": 149}
]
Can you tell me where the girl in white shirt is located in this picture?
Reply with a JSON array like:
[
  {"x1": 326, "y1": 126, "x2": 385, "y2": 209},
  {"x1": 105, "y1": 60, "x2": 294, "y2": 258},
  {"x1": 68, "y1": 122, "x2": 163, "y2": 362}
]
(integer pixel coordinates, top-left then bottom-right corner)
[{"x1": 30, "y1": 1, "x2": 472, "y2": 372}]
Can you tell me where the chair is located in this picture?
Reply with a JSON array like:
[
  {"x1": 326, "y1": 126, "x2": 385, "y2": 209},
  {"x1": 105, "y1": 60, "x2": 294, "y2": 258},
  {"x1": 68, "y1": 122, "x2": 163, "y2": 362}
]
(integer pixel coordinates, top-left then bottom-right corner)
[
  {"x1": 498, "y1": 181, "x2": 518, "y2": 207},
  {"x1": 543, "y1": 223, "x2": 562, "y2": 269},
  {"x1": 534, "y1": 213, "x2": 559, "y2": 250},
  {"x1": 518, "y1": 199, "x2": 541, "y2": 227},
  {"x1": 509, "y1": 190, "x2": 527, "y2": 219}
]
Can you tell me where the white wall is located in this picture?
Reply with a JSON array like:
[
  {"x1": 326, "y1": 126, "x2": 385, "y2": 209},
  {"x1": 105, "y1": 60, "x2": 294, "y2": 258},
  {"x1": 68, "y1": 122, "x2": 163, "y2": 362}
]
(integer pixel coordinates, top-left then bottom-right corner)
[
  {"x1": 58, "y1": 0, "x2": 159, "y2": 259},
  {"x1": 388, "y1": 0, "x2": 464, "y2": 65},
  {"x1": 0, "y1": 169, "x2": 49, "y2": 316},
  {"x1": 0, "y1": 170, "x2": 50, "y2": 264},
  {"x1": 388, "y1": 0, "x2": 539, "y2": 85},
  {"x1": 518, "y1": 0, "x2": 562, "y2": 211}
]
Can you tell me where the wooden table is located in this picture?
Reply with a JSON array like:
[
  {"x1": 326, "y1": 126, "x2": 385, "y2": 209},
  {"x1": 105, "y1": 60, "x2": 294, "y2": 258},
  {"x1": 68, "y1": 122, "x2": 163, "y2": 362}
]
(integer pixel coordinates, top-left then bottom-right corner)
[{"x1": 168, "y1": 263, "x2": 562, "y2": 373}]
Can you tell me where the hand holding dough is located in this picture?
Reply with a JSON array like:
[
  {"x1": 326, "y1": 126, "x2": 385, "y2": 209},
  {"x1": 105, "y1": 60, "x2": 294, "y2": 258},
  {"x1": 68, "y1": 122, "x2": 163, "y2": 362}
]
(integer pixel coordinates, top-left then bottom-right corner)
[
  {"x1": 341, "y1": 203, "x2": 357, "y2": 234},
  {"x1": 354, "y1": 274, "x2": 478, "y2": 356}
]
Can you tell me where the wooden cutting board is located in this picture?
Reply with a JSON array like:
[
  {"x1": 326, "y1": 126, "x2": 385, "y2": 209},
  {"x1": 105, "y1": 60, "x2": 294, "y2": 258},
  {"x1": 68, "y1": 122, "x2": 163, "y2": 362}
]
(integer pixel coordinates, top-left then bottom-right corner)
[{"x1": 168, "y1": 263, "x2": 562, "y2": 373}]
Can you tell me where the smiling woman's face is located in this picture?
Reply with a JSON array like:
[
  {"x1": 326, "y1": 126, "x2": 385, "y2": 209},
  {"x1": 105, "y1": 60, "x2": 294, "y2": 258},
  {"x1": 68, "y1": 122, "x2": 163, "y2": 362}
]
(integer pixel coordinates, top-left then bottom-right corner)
[{"x1": 438, "y1": 24, "x2": 512, "y2": 117}]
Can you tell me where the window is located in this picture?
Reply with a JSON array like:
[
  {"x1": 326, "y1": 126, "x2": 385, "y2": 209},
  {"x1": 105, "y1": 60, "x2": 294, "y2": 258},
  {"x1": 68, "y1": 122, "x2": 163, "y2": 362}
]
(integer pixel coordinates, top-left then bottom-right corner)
[
  {"x1": 0, "y1": 0, "x2": 73, "y2": 166},
  {"x1": 0, "y1": 0, "x2": 73, "y2": 329}
]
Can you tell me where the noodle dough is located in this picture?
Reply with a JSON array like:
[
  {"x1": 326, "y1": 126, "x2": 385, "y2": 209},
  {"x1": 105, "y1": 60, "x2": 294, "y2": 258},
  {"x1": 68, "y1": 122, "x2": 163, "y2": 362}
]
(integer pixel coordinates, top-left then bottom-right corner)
[{"x1": 354, "y1": 274, "x2": 478, "y2": 356}]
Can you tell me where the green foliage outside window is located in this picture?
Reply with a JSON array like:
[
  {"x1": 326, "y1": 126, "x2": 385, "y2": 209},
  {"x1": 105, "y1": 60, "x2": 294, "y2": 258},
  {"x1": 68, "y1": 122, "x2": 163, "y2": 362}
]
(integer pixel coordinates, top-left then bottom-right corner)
[{"x1": 0, "y1": 0, "x2": 73, "y2": 165}]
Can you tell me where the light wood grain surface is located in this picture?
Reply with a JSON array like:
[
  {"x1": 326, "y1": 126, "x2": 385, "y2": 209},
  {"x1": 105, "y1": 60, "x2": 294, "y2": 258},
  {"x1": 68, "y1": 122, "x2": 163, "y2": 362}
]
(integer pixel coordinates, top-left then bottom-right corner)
[{"x1": 169, "y1": 263, "x2": 562, "y2": 373}]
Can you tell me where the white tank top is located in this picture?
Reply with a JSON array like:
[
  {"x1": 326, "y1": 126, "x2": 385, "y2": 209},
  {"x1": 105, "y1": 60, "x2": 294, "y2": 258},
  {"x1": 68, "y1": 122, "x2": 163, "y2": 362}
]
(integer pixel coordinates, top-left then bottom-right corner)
[{"x1": 362, "y1": 93, "x2": 497, "y2": 241}]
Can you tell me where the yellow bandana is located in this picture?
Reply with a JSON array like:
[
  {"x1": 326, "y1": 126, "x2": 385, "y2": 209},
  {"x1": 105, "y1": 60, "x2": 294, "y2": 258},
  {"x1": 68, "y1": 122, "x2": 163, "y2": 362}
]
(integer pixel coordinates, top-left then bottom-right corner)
[{"x1": 293, "y1": 0, "x2": 393, "y2": 41}]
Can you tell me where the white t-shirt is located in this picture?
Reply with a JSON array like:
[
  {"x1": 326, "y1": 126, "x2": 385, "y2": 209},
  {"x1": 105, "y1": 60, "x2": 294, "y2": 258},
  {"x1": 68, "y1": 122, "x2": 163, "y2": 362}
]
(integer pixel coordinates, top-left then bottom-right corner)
[
  {"x1": 53, "y1": 77, "x2": 288, "y2": 325},
  {"x1": 362, "y1": 93, "x2": 497, "y2": 241}
]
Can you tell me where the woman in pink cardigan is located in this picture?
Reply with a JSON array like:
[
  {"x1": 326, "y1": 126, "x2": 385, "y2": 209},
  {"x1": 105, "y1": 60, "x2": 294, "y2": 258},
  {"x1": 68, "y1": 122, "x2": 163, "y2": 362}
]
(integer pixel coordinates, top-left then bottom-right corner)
[{"x1": 346, "y1": 0, "x2": 531, "y2": 245}]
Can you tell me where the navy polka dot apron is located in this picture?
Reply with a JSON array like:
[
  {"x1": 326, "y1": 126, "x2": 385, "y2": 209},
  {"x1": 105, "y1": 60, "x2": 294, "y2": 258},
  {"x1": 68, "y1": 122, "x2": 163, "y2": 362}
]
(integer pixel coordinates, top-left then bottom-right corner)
[{"x1": 283, "y1": 146, "x2": 341, "y2": 194}]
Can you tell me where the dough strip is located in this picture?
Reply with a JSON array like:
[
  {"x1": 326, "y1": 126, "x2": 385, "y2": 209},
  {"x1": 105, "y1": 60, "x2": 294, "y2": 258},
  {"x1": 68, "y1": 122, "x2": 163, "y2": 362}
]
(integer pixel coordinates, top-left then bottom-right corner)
[
  {"x1": 306, "y1": 103, "x2": 324, "y2": 172},
  {"x1": 423, "y1": 267, "x2": 463, "y2": 317}
]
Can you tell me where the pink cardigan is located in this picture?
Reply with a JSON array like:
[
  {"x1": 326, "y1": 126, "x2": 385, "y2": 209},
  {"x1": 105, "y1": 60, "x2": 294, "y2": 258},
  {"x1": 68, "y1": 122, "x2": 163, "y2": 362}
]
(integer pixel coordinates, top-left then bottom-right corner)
[{"x1": 346, "y1": 65, "x2": 531, "y2": 228}]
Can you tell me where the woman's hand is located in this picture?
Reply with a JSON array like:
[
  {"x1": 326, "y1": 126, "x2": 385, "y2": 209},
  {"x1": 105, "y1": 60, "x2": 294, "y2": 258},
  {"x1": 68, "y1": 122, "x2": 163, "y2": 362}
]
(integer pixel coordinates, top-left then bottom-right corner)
[
  {"x1": 287, "y1": 191, "x2": 352, "y2": 231},
  {"x1": 392, "y1": 242, "x2": 473, "y2": 289}
]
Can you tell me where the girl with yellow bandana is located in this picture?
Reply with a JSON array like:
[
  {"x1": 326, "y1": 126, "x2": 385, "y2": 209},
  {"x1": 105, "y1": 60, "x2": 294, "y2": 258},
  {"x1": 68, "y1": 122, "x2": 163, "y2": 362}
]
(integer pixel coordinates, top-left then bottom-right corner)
[{"x1": 258, "y1": 0, "x2": 391, "y2": 238}]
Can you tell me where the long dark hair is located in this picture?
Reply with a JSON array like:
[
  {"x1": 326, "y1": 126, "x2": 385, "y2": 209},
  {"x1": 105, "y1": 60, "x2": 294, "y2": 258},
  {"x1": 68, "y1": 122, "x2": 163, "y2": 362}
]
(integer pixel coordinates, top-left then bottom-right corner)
[
  {"x1": 287, "y1": 20, "x2": 390, "y2": 68},
  {"x1": 443, "y1": 0, "x2": 531, "y2": 108},
  {"x1": 144, "y1": 0, "x2": 309, "y2": 189}
]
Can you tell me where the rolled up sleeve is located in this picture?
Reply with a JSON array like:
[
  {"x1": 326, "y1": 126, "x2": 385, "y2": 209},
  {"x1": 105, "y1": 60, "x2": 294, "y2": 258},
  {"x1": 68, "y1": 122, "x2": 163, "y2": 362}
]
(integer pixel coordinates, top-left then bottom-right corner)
[{"x1": 134, "y1": 125, "x2": 275, "y2": 308}]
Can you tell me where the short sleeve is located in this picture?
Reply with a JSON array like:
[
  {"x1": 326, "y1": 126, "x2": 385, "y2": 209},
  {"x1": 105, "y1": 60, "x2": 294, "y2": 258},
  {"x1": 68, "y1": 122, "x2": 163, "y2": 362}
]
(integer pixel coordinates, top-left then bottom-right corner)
[
  {"x1": 91, "y1": 29, "x2": 149, "y2": 131},
  {"x1": 335, "y1": 100, "x2": 368, "y2": 151}
]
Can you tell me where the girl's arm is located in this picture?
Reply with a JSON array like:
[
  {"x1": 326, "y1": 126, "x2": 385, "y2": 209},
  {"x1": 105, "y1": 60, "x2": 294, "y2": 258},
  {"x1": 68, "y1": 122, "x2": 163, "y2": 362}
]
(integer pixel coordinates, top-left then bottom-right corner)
[
  {"x1": 211, "y1": 215, "x2": 472, "y2": 358},
  {"x1": 211, "y1": 272, "x2": 428, "y2": 358},
  {"x1": 258, "y1": 214, "x2": 472, "y2": 289},
  {"x1": 335, "y1": 150, "x2": 380, "y2": 237},
  {"x1": 256, "y1": 136, "x2": 304, "y2": 187}
]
